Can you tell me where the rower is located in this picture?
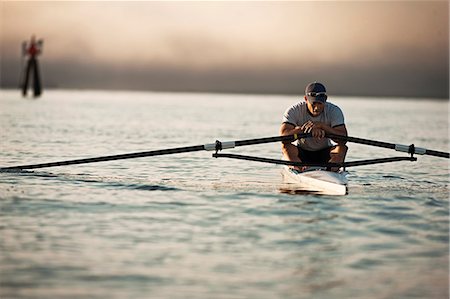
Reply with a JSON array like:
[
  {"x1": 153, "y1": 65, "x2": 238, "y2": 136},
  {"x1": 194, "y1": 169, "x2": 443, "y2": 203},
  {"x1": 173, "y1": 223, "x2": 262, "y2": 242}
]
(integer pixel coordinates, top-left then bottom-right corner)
[{"x1": 280, "y1": 82, "x2": 348, "y2": 172}]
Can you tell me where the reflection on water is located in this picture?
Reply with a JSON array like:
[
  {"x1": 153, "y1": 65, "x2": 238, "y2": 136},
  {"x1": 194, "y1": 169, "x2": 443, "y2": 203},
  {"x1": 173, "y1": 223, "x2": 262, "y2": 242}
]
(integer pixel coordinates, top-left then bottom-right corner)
[{"x1": 0, "y1": 90, "x2": 448, "y2": 299}]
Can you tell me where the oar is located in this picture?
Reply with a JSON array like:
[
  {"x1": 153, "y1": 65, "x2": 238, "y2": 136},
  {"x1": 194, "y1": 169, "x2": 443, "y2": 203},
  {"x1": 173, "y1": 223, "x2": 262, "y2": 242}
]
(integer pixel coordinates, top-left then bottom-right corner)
[
  {"x1": 0, "y1": 133, "x2": 309, "y2": 171},
  {"x1": 326, "y1": 133, "x2": 449, "y2": 159}
]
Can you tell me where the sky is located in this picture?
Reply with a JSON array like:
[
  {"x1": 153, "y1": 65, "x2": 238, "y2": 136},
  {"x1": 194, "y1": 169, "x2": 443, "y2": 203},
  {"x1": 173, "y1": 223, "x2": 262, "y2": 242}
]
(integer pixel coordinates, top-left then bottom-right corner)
[{"x1": 0, "y1": 1, "x2": 448, "y2": 98}]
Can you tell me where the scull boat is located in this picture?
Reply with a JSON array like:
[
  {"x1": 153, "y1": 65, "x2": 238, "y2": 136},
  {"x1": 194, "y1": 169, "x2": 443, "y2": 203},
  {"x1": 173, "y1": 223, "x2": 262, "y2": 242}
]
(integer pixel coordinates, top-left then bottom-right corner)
[{"x1": 281, "y1": 166, "x2": 348, "y2": 195}]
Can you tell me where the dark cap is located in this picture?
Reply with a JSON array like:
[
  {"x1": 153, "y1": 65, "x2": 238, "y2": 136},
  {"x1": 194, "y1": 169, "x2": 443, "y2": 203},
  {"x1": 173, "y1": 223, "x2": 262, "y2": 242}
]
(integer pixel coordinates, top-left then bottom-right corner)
[{"x1": 305, "y1": 82, "x2": 327, "y2": 103}]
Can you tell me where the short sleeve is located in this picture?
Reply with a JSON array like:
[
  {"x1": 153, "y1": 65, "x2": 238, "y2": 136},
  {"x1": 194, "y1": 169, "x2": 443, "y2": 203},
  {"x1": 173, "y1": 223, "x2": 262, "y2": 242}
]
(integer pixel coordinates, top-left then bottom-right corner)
[
  {"x1": 330, "y1": 105, "x2": 345, "y2": 128},
  {"x1": 282, "y1": 104, "x2": 299, "y2": 126}
]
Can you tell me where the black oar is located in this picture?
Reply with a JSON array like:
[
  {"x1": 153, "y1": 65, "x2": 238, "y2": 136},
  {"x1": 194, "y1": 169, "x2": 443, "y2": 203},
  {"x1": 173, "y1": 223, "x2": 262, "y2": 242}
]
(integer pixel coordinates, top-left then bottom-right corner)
[
  {"x1": 326, "y1": 133, "x2": 449, "y2": 159},
  {"x1": 0, "y1": 133, "x2": 308, "y2": 171}
]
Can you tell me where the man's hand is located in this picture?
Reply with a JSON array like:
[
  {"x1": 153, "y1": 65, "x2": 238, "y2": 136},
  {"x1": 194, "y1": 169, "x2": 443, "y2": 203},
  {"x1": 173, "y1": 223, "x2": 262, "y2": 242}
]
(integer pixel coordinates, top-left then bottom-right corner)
[{"x1": 301, "y1": 121, "x2": 325, "y2": 138}]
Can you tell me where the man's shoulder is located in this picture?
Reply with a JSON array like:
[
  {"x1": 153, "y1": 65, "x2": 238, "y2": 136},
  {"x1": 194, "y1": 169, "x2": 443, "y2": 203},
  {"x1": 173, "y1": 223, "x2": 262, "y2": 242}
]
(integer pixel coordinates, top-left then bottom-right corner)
[
  {"x1": 324, "y1": 101, "x2": 345, "y2": 126},
  {"x1": 287, "y1": 101, "x2": 307, "y2": 111},
  {"x1": 283, "y1": 101, "x2": 307, "y2": 124},
  {"x1": 325, "y1": 102, "x2": 343, "y2": 112},
  {"x1": 325, "y1": 101, "x2": 340, "y2": 108}
]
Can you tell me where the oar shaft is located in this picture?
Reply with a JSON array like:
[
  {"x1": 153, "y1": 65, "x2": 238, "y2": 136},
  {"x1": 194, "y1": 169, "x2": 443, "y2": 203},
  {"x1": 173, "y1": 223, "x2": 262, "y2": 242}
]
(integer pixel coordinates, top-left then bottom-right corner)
[
  {"x1": 1, "y1": 145, "x2": 205, "y2": 170},
  {"x1": 327, "y1": 133, "x2": 449, "y2": 159},
  {"x1": 327, "y1": 133, "x2": 395, "y2": 149},
  {"x1": 424, "y1": 149, "x2": 450, "y2": 159},
  {"x1": 234, "y1": 134, "x2": 303, "y2": 147},
  {"x1": 0, "y1": 133, "x2": 305, "y2": 171}
]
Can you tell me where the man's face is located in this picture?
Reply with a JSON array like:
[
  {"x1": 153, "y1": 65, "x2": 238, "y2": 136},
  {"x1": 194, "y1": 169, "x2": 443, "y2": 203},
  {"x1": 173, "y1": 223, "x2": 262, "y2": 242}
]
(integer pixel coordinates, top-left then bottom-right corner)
[{"x1": 305, "y1": 97, "x2": 325, "y2": 116}]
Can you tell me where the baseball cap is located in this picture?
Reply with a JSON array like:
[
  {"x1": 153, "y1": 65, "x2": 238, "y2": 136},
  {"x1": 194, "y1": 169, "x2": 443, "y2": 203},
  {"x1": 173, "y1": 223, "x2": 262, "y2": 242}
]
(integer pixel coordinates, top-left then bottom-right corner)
[{"x1": 305, "y1": 82, "x2": 328, "y2": 103}]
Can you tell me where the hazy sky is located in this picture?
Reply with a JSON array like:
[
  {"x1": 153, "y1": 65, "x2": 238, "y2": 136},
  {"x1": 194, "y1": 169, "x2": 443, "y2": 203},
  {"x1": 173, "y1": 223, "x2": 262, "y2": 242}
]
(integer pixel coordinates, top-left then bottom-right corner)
[{"x1": 1, "y1": 1, "x2": 448, "y2": 98}]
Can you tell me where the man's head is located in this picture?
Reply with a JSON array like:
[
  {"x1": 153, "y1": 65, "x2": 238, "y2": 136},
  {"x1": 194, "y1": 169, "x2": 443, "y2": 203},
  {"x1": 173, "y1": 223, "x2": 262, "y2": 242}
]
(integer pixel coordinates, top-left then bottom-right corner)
[{"x1": 304, "y1": 82, "x2": 327, "y2": 116}]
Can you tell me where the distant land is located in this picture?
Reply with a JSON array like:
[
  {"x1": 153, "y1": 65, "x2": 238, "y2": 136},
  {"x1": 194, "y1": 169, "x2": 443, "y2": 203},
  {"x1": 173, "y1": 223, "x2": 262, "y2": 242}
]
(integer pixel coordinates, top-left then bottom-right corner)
[
  {"x1": 1, "y1": 86, "x2": 449, "y2": 101},
  {"x1": 1, "y1": 62, "x2": 448, "y2": 99}
]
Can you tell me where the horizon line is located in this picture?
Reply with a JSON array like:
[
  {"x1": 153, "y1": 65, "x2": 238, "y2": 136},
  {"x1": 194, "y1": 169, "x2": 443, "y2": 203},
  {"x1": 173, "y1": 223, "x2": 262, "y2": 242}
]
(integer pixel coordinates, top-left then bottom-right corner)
[{"x1": 1, "y1": 87, "x2": 449, "y2": 101}]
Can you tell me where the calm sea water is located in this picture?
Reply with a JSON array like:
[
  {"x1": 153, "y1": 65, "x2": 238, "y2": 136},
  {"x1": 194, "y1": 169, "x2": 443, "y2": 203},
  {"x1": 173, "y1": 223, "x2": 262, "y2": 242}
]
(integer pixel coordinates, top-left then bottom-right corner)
[{"x1": 0, "y1": 90, "x2": 448, "y2": 299}]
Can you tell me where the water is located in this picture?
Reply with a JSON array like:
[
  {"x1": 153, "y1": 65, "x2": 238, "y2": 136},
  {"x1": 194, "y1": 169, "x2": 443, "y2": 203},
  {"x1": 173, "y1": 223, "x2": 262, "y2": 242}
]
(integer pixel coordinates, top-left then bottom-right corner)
[{"x1": 0, "y1": 90, "x2": 448, "y2": 299}]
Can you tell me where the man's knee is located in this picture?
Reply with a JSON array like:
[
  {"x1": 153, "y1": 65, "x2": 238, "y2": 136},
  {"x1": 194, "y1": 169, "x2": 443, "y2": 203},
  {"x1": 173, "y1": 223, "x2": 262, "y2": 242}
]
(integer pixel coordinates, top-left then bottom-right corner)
[
  {"x1": 282, "y1": 142, "x2": 295, "y2": 151},
  {"x1": 333, "y1": 144, "x2": 348, "y2": 152},
  {"x1": 282, "y1": 143, "x2": 299, "y2": 157},
  {"x1": 339, "y1": 144, "x2": 348, "y2": 152}
]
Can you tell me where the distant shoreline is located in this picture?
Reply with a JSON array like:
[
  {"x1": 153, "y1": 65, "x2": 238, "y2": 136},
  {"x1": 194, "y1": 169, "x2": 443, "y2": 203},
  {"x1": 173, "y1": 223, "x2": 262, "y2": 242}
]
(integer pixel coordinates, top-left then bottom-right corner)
[{"x1": 1, "y1": 87, "x2": 448, "y2": 101}]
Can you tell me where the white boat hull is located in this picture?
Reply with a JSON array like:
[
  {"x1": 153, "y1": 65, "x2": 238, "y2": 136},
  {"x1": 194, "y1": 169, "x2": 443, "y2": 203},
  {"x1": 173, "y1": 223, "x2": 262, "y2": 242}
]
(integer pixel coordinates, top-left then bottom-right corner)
[{"x1": 281, "y1": 166, "x2": 348, "y2": 195}]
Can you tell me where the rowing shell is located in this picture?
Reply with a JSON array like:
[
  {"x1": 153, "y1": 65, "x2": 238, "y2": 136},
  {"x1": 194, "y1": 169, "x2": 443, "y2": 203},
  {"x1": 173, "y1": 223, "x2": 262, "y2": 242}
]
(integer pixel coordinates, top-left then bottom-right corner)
[{"x1": 281, "y1": 166, "x2": 348, "y2": 195}]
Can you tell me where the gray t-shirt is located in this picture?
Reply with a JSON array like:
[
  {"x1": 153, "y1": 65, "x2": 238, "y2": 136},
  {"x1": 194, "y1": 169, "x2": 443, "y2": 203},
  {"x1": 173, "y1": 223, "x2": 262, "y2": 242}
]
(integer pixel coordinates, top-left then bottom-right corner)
[{"x1": 282, "y1": 101, "x2": 345, "y2": 151}]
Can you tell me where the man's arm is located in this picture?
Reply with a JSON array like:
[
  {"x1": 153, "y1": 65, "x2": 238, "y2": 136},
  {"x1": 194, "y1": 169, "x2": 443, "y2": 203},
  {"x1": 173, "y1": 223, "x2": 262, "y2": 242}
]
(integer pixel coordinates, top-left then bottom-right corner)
[
  {"x1": 279, "y1": 122, "x2": 303, "y2": 137},
  {"x1": 280, "y1": 121, "x2": 347, "y2": 140},
  {"x1": 279, "y1": 123, "x2": 303, "y2": 165},
  {"x1": 295, "y1": 121, "x2": 347, "y2": 142},
  {"x1": 280, "y1": 121, "x2": 347, "y2": 143}
]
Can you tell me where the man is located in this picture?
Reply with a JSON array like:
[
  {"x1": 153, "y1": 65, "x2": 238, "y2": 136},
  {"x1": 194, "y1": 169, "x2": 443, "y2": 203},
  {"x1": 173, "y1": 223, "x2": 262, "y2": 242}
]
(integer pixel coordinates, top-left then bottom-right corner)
[
  {"x1": 280, "y1": 82, "x2": 348, "y2": 171},
  {"x1": 21, "y1": 35, "x2": 43, "y2": 97}
]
